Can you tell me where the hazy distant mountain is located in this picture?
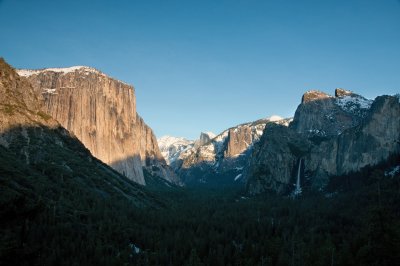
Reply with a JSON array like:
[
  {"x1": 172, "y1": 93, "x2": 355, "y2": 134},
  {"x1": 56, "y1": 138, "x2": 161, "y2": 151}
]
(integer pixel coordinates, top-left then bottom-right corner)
[
  {"x1": 168, "y1": 117, "x2": 292, "y2": 185},
  {"x1": 158, "y1": 136, "x2": 194, "y2": 165}
]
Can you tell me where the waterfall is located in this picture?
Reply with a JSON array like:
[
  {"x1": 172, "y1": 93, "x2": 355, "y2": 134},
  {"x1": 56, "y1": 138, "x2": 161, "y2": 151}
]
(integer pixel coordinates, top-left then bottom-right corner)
[{"x1": 294, "y1": 158, "x2": 302, "y2": 196}]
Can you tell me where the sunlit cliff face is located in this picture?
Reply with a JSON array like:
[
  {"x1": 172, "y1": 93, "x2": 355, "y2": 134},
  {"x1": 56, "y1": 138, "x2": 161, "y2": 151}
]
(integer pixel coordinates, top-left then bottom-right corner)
[{"x1": 16, "y1": 66, "x2": 178, "y2": 185}]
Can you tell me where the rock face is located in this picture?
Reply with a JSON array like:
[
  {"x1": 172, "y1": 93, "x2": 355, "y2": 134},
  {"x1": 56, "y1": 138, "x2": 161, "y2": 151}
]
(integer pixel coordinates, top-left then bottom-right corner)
[
  {"x1": 196, "y1": 132, "x2": 216, "y2": 147},
  {"x1": 245, "y1": 124, "x2": 311, "y2": 194},
  {"x1": 17, "y1": 66, "x2": 178, "y2": 185},
  {"x1": 224, "y1": 126, "x2": 254, "y2": 158},
  {"x1": 173, "y1": 117, "x2": 292, "y2": 185},
  {"x1": 291, "y1": 89, "x2": 372, "y2": 138},
  {"x1": 246, "y1": 89, "x2": 400, "y2": 195}
]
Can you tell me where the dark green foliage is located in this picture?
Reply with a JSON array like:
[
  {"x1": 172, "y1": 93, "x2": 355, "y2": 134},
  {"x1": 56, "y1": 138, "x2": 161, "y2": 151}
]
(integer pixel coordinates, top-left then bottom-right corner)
[
  {"x1": 0, "y1": 126, "x2": 162, "y2": 266},
  {"x1": 1, "y1": 136, "x2": 400, "y2": 265},
  {"x1": 131, "y1": 160, "x2": 400, "y2": 266}
]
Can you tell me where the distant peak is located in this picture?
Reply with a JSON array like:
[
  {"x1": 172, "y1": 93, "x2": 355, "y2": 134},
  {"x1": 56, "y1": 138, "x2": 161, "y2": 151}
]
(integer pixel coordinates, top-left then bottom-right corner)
[
  {"x1": 268, "y1": 115, "x2": 283, "y2": 122},
  {"x1": 158, "y1": 136, "x2": 193, "y2": 147},
  {"x1": 200, "y1": 131, "x2": 216, "y2": 138},
  {"x1": 302, "y1": 90, "x2": 332, "y2": 103}
]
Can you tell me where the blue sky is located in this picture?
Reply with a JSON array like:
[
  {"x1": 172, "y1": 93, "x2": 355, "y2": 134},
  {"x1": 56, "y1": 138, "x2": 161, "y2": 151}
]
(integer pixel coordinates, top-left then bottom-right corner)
[{"x1": 1, "y1": 0, "x2": 399, "y2": 139}]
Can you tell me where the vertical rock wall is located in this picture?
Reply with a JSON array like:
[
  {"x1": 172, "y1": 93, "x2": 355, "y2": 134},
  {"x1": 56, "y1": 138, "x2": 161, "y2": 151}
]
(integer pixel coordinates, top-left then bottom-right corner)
[{"x1": 18, "y1": 67, "x2": 174, "y2": 185}]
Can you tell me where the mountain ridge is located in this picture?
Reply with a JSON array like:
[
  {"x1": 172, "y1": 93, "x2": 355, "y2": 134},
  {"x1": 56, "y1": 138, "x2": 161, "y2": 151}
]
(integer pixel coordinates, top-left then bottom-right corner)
[{"x1": 166, "y1": 117, "x2": 292, "y2": 185}]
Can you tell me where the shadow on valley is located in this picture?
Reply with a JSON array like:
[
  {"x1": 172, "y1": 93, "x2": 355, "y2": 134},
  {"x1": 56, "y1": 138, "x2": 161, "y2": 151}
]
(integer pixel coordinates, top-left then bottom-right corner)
[
  {"x1": 1, "y1": 125, "x2": 400, "y2": 265},
  {"x1": 0, "y1": 125, "x2": 164, "y2": 265}
]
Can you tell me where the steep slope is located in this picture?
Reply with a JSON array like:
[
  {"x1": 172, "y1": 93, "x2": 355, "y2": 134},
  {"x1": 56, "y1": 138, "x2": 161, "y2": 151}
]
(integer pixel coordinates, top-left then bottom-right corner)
[
  {"x1": 173, "y1": 117, "x2": 292, "y2": 185},
  {"x1": 246, "y1": 89, "x2": 400, "y2": 195},
  {"x1": 0, "y1": 58, "x2": 163, "y2": 264},
  {"x1": 17, "y1": 67, "x2": 178, "y2": 185}
]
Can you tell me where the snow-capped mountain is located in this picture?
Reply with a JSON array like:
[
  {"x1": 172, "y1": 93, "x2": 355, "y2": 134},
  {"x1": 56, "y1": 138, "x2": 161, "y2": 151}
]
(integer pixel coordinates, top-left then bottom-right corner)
[
  {"x1": 173, "y1": 116, "x2": 292, "y2": 185},
  {"x1": 158, "y1": 136, "x2": 194, "y2": 164}
]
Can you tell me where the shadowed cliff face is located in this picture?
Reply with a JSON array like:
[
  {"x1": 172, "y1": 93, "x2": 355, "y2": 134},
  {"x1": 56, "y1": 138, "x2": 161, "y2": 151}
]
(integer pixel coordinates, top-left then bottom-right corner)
[
  {"x1": 246, "y1": 90, "x2": 400, "y2": 195},
  {"x1": 17, "y1": 66, "x2": 177, "y2": 185},
  {"x1": 245, "y1": 124, "x2": 311, "y2": 194}
]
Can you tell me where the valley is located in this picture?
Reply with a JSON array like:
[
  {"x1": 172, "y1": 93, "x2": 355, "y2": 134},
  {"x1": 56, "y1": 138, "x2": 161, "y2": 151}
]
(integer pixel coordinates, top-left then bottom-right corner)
[{"x1": 1, "y1": 57, "x2": 399, "y2": 265}]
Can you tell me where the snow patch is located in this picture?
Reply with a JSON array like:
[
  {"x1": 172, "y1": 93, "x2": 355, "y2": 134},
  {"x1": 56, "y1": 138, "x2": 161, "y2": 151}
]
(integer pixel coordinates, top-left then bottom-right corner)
[
  {"x1": 268, "y1": 115, "x2": 283, "y2": 122},
  {"x1": 213, "y1": 130, "x2": 229, "y2": 154},
  {"x1": 17, "y1": 66, "x2": 99, "y2": 77},
  {"x1": 335, "y1": 95, "x2": 372, "y2": 113},
  {"x1": 234, "y1": 174, "x2": 242, "y2": 181},
  {"x1": 17, "y1": 66, "x2": 131, "y2": 86},
  {"x1": 385, "y1": 165, "x2": 400, "y2": 177},
  {"x1": 42, "y1": 88, "x2": 57, "y2": 94},
  {"x1": 203, "y1": 131, "x2": 216, "y2": 139},
  {"x1": 158, "y1": 136, "x2": 192, "y2": 149}
]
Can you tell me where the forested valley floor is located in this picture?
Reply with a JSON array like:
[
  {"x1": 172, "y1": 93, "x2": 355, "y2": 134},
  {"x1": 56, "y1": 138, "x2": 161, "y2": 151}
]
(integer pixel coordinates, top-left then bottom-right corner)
[{"x1": 1, "y1": 156, "x2": 400, "y2": 266}]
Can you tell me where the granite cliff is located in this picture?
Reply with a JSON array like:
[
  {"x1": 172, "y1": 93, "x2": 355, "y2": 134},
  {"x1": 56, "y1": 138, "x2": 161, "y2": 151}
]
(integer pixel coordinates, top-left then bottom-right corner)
[
  {"x1": 246, "y1": 89, "x2": 400, "y2": 195},
  {"x1": 17, "y1": 67, "x2": 179, "y2": 185},
  {"x1": 0, "y1": 58, "x2": 156, "y2": 206}
]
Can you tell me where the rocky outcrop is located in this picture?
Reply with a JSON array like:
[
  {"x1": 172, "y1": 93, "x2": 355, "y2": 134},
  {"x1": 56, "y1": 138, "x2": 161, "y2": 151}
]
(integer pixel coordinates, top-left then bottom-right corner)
[
  {"x1": 174, "y1": 117, "x2": 291, "y2": 185},
  {"x1": 195, "y1": 132, "x2": 216, "y2": 147},
  {"x1": 246, "y1": 89, "x2": 400, "y2": 195},
  {"x1": 301, "y1": 90, "x2": 332, "y2": 103},
  {"x1": 290, "y1": 89, "x2": 372, "y2": 138},
  {"x1": 17, "y1": 66, "x2": 178, "y2": 185},
  {"x1": 224, "y1": 126, "x2": 254, "y2": 158}
]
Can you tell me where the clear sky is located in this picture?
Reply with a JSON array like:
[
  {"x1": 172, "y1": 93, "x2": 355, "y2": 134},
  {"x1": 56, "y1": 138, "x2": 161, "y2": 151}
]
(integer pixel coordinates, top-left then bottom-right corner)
[{"x1": 0, "y1": 0, "x2": 399, "y2": 139}]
